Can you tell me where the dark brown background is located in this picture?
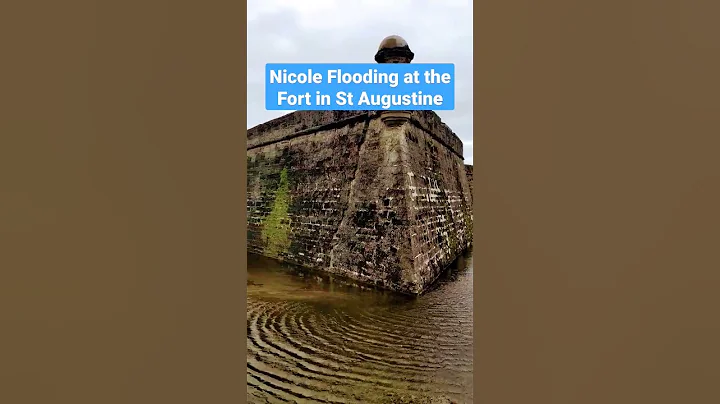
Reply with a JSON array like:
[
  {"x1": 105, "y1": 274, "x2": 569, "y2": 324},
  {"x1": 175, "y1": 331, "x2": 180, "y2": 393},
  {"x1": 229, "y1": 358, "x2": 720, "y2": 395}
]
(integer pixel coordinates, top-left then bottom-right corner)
[
  {"x1": 1, "y1": 0, "x2": 718, "y2": 403},
  {"x1": 475, "y1": 1, "x2": 720, "y2": 403}
]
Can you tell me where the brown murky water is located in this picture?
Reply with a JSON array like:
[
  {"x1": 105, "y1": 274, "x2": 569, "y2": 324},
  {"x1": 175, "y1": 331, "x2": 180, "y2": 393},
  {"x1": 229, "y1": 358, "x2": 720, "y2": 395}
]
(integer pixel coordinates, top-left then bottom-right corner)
[{"x1": 247, "y1": 249, "x2": 474, "y2": 404}]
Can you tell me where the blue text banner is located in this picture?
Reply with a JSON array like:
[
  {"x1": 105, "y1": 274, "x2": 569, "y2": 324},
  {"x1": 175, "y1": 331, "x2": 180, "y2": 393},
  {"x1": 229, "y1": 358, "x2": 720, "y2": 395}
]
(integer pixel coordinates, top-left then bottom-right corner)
[{"x1": 265, "y1": 63, "x2": 455, "y2": 111}]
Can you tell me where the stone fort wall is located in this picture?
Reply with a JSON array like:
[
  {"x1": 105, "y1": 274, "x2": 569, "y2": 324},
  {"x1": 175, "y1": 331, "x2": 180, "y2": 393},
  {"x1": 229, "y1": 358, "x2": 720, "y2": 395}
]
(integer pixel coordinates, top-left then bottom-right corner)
[{"x1": 246, "y1": 110, "x2": 473, "y2": 294}]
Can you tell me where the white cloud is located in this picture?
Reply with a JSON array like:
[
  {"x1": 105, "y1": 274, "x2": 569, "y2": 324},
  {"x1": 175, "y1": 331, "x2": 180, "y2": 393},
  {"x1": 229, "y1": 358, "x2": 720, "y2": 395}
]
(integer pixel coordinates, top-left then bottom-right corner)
[{"x1": 247, "y1": 0, "x2": 473, "y2": 164}]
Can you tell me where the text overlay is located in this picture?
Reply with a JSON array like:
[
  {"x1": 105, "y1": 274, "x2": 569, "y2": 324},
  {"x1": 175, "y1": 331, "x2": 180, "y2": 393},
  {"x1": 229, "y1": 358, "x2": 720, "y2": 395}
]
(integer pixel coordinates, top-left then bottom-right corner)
[{"x1": 265, "y1": 63, "x2": 455, "y2": 111}]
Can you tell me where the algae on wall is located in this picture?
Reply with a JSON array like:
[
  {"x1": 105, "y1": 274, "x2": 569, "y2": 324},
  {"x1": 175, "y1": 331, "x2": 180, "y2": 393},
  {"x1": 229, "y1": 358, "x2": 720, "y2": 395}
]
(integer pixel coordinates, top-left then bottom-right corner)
[{"x1": 261, "y1": 168, "x2": 292, "y2": 257}]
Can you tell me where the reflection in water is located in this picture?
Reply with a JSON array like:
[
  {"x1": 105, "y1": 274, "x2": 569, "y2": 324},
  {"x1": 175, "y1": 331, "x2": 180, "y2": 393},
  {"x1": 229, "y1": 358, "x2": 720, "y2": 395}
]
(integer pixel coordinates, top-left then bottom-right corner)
[{"x1": 247, "y1": 249, "x2": 473, "y2": 404}]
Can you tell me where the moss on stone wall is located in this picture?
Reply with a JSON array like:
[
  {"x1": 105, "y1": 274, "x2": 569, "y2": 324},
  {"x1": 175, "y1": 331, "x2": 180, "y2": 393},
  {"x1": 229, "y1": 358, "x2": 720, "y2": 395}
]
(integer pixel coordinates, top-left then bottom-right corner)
[{"x1": 261, "y1": 168, "x2": 291, "y2": 257}]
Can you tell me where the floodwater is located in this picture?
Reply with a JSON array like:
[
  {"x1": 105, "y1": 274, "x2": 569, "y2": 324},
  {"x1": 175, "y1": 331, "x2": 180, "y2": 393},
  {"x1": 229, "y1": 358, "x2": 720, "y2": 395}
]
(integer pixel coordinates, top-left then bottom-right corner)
[{"x1": 247, "y1": 249, "x2": 474, "y2": 404}]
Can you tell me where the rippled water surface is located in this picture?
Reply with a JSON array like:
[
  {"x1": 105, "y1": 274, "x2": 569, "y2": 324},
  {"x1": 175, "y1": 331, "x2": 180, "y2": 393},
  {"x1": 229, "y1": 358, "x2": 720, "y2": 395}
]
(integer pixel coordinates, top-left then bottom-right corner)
[{"x1": 247, "y1": 250, "x2": 474, "y2": 404}]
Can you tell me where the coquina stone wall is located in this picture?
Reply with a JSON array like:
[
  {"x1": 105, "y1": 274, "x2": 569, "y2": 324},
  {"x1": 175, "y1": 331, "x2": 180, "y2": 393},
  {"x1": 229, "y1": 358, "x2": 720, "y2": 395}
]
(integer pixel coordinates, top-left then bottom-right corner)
[
  {"x1": 246, "y1": 110, "x2": 473, "y2": 294},
  {"x1": 465, "y1": 164, "x2": 473, "y2": 206}
]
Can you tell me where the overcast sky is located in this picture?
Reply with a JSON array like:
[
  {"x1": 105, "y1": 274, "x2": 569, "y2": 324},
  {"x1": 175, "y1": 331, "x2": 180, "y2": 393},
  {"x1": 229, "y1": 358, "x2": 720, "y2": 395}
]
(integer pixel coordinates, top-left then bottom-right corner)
[{"x1": 247, "y1": 0, "x2": 474, "y2": 163}]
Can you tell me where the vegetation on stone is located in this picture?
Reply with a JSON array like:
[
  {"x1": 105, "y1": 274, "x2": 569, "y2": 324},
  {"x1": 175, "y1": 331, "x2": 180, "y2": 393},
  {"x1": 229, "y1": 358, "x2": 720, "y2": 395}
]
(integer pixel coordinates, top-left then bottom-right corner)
[{"x1": 261, "y1": 167, "x2": 292, "y2": 257}]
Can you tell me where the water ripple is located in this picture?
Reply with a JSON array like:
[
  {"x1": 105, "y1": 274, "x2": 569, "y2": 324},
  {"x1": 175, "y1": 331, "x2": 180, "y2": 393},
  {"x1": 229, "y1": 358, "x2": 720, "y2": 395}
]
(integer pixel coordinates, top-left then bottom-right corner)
[{"x1": 247, "y1": 251, "x2": 474, "y2": 404}]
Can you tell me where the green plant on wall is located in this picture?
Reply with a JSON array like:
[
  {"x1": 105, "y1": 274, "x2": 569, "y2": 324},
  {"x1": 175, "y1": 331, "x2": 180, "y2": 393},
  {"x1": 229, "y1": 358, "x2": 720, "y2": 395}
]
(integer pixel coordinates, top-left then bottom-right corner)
[{"x1": 261, "y1": 168, "x2": 291, "y2": 257}]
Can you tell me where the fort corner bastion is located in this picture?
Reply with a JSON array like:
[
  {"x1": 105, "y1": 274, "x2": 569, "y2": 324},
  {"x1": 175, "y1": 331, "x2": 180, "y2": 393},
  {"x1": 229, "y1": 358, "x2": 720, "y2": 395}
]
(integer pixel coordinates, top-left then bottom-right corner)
[{"x1": 247, "y1": 36, "x2": 473, "y2": 295}]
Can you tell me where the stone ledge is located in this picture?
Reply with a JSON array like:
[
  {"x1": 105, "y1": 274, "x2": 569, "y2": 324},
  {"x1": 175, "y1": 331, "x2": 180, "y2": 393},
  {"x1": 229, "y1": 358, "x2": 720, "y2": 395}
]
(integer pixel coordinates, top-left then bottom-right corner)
[
  {"x1": 247, "y1": 112, "x2": 369, "y2": 151},
  {"x1": 247, "y1": 111, "x2": 366, "y2": 149},
  {"x1": 247, "y1": 110, "x2": 465, "y2": 159}
]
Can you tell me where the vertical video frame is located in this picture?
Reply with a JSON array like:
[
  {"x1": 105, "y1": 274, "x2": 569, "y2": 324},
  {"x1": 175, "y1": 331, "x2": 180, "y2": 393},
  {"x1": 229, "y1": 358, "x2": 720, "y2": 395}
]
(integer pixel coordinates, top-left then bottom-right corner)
[{"x1": 247, "y1": 1, "x2": 474, "y2": 402}]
